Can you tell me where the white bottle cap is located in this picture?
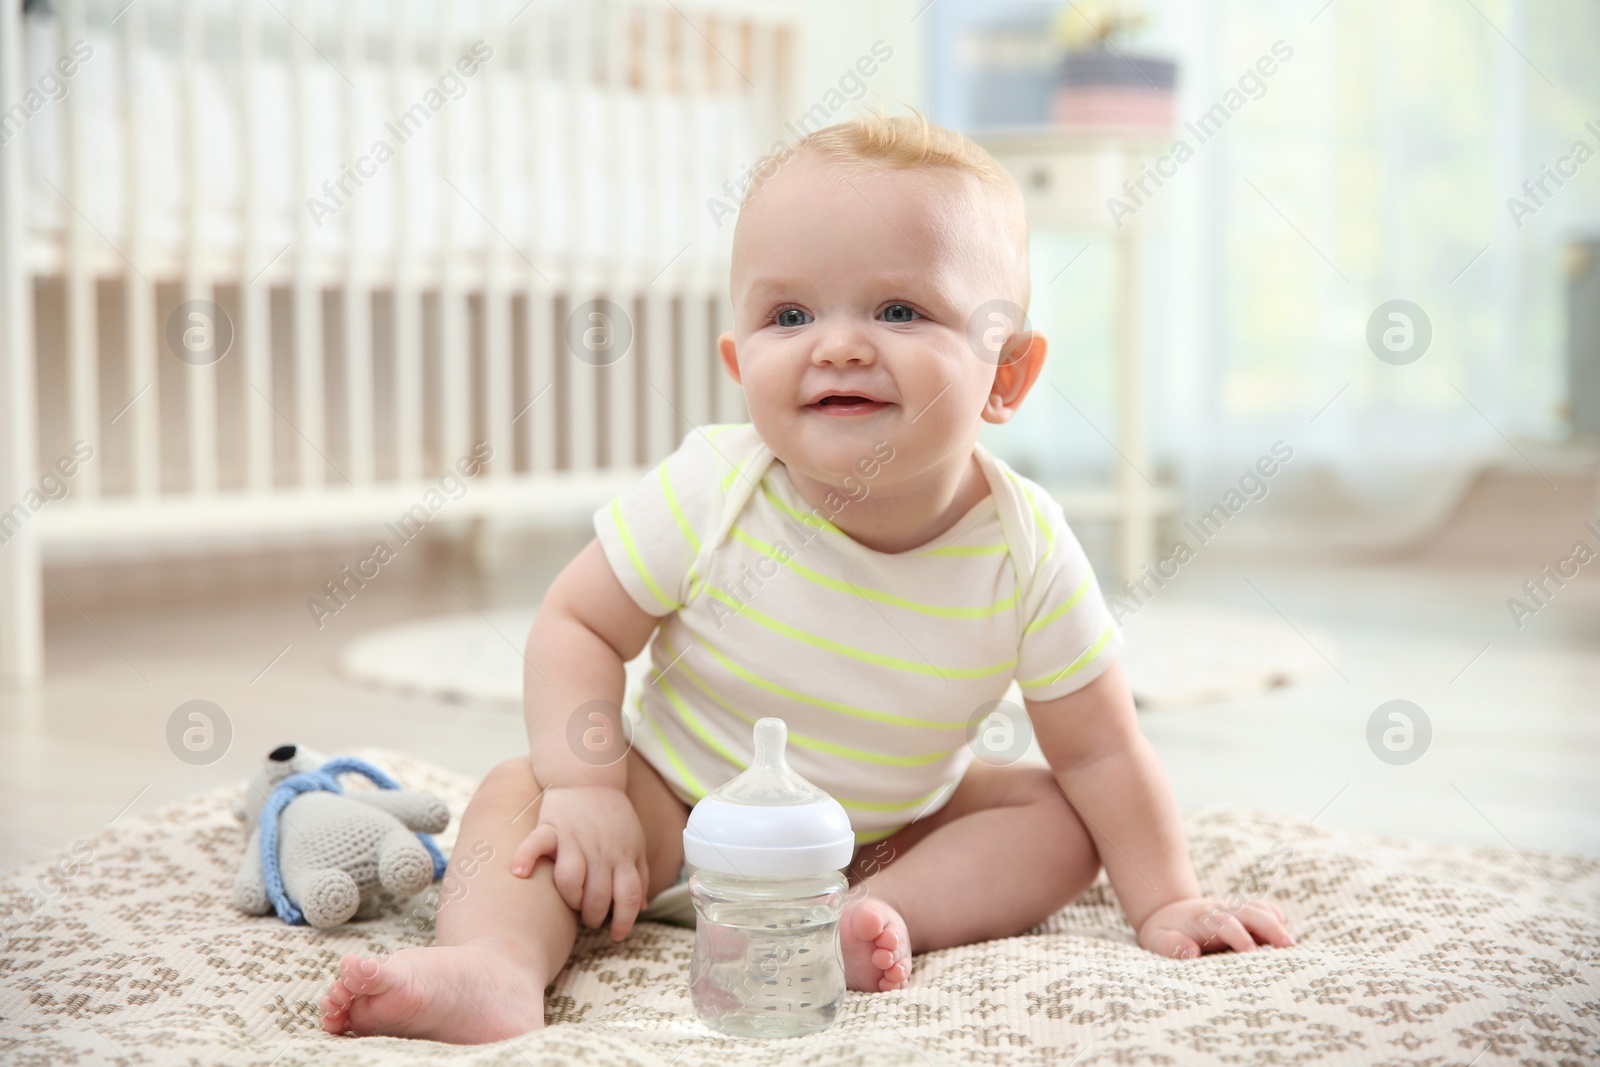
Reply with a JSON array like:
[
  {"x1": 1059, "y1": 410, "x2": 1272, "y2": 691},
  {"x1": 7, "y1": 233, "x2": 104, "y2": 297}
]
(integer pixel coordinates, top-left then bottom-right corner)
[{"x1": 682, "y1": 718, "x2": 856, "y2": 877}]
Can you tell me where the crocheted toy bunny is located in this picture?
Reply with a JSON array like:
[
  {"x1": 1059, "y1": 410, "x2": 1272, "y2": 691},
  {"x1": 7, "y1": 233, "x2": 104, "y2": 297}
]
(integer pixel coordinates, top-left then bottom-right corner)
[{"x1": 231, "y1": 744, "x2": 451, "y2": 928}]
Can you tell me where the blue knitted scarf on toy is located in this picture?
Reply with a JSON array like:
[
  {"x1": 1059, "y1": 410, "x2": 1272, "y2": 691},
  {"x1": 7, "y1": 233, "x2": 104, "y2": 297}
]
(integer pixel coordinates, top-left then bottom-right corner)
[{"x1": 258, "y1": 756, "x2": 448, "y2": 925}]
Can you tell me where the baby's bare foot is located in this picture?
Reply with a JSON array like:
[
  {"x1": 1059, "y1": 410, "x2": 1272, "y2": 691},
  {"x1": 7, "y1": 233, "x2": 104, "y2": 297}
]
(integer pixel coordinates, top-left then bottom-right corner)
[
  {"x1": 319, "y1": 937, "x2": 547, "y2": 1043},
  {"x1": 840, "y1": 892, "x2": 911, "y2": 992}
]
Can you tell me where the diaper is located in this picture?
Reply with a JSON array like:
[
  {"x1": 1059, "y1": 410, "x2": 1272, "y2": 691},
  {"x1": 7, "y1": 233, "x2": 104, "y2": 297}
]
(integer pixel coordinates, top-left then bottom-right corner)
[{"x1": 636, "y1": 861, "x2": 697, "y2": 928}]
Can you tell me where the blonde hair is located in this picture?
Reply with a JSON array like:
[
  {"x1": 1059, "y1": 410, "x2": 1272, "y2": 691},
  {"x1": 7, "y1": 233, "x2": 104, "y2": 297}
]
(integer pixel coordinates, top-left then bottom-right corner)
[{"x1": 737, "y1": 109, "x2": 1032, "y2": 311}]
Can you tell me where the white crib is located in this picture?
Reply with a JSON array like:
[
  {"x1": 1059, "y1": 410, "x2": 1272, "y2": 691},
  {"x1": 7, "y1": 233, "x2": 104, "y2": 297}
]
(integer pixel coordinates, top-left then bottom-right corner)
[{"x1": 0, "y1": 0, "x2": 801, "y2": 684}]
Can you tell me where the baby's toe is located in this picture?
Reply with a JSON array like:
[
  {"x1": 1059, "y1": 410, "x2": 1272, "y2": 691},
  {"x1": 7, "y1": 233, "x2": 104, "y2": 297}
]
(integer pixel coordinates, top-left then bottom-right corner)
[
  {"x1": 319, "y1": 994, "x2": 351, "y2": 1033},
  {"x1": 848, "y1": 902, "x2": 886, "y2": 941},
  {"x1": 322, "y1": 980, "x2": 353, "y2": 1012},
  {"x1": 339, "y1": 954, "x2": 391, "y2": 996}
]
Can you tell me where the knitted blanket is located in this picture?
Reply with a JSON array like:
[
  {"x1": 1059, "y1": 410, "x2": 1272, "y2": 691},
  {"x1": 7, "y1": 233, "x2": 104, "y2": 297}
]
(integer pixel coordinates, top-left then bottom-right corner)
[{"x1": 2, "y1": 749, "x2": 1596, "y2": 1066}]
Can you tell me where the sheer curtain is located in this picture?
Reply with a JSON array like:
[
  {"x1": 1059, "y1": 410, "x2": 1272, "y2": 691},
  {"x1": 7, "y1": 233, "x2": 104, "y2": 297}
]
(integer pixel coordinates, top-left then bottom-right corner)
[{"x1": 965, "y1": 0, "x2": 1600, "y2": 553}]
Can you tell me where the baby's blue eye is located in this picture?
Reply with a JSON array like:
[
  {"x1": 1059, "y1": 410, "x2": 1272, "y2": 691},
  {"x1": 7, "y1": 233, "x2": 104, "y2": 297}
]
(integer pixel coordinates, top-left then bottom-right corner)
[
  {"x1": 775, "y1": 308, "x2": 811, "y2": 327},
  {"x1": 881, "y1": 304, "x2": 918, "y2": 323}
]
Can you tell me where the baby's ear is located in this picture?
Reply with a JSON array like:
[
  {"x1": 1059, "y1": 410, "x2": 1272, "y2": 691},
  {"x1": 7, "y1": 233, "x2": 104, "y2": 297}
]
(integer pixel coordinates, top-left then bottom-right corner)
[
  {"x1": 717, "y1": 332, "x2": 742, "y2": 384},
  {"x1": 985, "y1": 332, "x2": 1048, "y2": 423}
]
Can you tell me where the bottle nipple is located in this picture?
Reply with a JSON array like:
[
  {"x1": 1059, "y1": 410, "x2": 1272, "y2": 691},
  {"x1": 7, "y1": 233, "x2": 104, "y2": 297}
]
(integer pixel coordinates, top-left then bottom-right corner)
[
  {"x1": 751, "y1": 718, "x2": 789, "y2": 775},
  {"x1": 708, "y1": 717, "x2": 829, "y2": 806}
]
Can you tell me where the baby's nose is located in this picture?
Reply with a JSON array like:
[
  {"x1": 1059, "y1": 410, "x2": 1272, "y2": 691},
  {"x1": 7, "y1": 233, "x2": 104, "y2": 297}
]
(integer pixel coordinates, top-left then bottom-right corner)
[{"x1": 811, "y1": 324, "x2": 876, "y2": 365}]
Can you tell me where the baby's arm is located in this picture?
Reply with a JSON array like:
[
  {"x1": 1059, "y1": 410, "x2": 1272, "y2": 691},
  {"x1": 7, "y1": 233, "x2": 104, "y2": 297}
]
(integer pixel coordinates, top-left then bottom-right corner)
[
  {"x1": 509, "y1": 537, "x2": 661, "y2": 939},
  {"x1": 1028, "y1": 661, "x2": 1293, "y2": 957},
  {"x1": 520, "y1": 537, "x2": 657, "y2": 789}
]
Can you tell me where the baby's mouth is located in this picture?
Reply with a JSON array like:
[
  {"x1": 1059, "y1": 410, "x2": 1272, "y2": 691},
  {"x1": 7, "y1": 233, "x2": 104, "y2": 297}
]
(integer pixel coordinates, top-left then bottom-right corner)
[{"x1": 808, "y1": 395, "x2": 892, "y2": 416}]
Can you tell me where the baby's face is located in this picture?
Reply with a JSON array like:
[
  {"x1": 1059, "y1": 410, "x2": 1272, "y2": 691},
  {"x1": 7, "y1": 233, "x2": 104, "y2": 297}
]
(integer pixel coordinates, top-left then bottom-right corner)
[{"x1": 718, "y1": 152, "x2": 1032, "y2": 493}]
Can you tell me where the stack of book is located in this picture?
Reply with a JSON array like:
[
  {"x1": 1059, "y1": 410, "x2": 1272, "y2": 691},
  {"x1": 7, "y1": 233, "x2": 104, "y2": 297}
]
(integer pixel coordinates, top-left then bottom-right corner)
[{"x1": 1054, "y1": 51, "x2": 1177, "y2": 131}]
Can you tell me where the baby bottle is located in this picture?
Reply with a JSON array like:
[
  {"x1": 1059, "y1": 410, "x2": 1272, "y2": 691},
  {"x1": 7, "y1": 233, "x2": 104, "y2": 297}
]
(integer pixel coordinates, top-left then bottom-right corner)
[{"x1": 682, "y1": 717, "x2": 856, "y2": 1039}]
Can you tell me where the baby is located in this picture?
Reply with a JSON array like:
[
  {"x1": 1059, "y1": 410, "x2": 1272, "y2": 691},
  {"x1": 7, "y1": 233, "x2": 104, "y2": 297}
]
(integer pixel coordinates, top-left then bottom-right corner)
[{"x1": 320, "y1": 112, "x2": 1292, "y2": 1044}]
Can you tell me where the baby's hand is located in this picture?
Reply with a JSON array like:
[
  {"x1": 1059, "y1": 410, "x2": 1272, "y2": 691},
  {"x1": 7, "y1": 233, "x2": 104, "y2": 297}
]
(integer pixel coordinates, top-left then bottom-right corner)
[
  {"x1": 511, "y1": 785, "x2": 649, "y2": 941},
  {"x1": 1137, "y1": 897, "x2": 1294, "y2": 959}
]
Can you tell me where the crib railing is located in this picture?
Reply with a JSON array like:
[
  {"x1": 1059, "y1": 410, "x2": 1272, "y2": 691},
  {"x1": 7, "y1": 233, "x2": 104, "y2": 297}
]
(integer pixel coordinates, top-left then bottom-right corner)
[{"x1": 0, "y1": 0, "x2": 800, "y2": 684}]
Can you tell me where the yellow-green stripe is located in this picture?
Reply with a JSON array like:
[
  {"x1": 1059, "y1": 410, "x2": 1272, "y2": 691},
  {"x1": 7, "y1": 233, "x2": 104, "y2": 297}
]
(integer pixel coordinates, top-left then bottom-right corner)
[
  {"x1": 1005, "y1": 468, "x2": 1056, "y2": 560},
  {"x1": 1018, "y1": 624, "x2": 1117, "y2": 691},
  {"x1": 654, "y1": 674, "x2": 952, "y2": 811},
  {"x1": 700, "y1": 423, "x2": 757, "y2": 493},
  {"x1": 635, "y1": 697, "x2": 709, "y2": 797},
  {"x1": 706, "y1": 587, "x2": 1017, "y2": 680},
  {"x1": 718, "y1": 433, "x2": 759, "y2": 490},
  {"x1": 659, "y1": 460, "x2": 701, "y2": 553},
  {"x1": 835, "y1": 784, "x2": 950, "y2": 813},
  {"x1": 854, "y1": 825, "x2": 903, "y2": 845},
  {"x1": 654, "y1": 672, "x2": 745, "y2": 769},
  {"x1": 663, "y1": 634, "x2": 960, "y2": 766},
  {"x1": 762, "y1": 483, "x2": 845, "y2": 537},
  {"x1": 657, "y1": 461, "x2": 703, "y2": 604},
  {"x1": 610, "y1": 498, "x2": 677, "y2": 611},
  {"x1": 729, "y1": 527, "x2": 1018, "y2": 618},
  {"x1": 646, "y1": 657, "x2": 955, "y2": 812},
  {"x1": 694, "y1": 635, "x2": 969, "y2": 732},
  {"x1": 1022, "y1": 573, "x2": 1092, "y2": 636}
]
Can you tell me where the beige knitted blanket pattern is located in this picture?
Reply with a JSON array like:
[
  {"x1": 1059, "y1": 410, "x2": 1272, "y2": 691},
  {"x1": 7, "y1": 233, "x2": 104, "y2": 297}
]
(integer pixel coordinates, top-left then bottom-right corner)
[{"x1": 2, "y1": 749, "x2": 1596, "y2": 1066}]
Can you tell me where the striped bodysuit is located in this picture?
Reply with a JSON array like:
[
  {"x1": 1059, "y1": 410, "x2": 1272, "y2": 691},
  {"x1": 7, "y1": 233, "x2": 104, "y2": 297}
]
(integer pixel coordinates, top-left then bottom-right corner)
[{"x1": 592, "y1": 422, "x2": 1122, "y2": 847}]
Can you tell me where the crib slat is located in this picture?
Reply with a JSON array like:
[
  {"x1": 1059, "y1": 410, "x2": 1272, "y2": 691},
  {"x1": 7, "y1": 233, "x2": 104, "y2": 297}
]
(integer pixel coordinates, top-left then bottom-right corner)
[
  {"x1": 182, "y1": 0, "x2": 219, "y2": 495},
  {"x1": 601, "y1": 2, "x2": 635, "y2": 470},
  {"x1": 707, "y1": 12, "x2": 739, "y2": 425},
  {"x1": 437, "y1": 11, "x2": 469, "y2": 473},
  {"x1": 290, "y1": 0, "x2": 325, "y2": 489},
  {"x1": 343, "y1": 1, "x2": 374, "y2": 485},
  {"x1": 524, "y1": 2, "x2": 556, "y2": 476},
  {"x1": 726, "y1": 17, "x2": 778, "y2": 429},
  {"x1": 60, "y1": 0, "x2": 99, "y2": 500},
  {"x1": 391, "y1": 0, "x2": 422, "y2": 483},
  {"x1": 527, "y1": 282, "x2": 556, "y2": 474},
  {"x1": 0, "y1": 0, "x2": 42, "y2": 682},
  {"x1": 238, "y1": 0, "x2": 271, "y2": 493},
  {"x1": 679, "y1": 292, "x2": 711, "y2": 428},
  {"x1": 566, "y1": 1, "x2": 597, "y2": 473},
  {"x1": 480, "y1": 6, "x2": 512, "y2": 479},
  {"x1": 642, "y1": 5, "x2": 675, "y2": 461},
  {"x1": 122, "y1": 0, "x2": 160, "y2": 498},
  {"x1": 679, "y1": 8, "x2": 712, "y2": 429},
  {"x1": 766, "y1": 16, "x2": 792, "y2": 132}
]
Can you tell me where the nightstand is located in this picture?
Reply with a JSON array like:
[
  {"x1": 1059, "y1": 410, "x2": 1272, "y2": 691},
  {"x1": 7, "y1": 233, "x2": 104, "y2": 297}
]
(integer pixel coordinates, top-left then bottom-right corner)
[{"x1": 975, "y1": 125, "x2": 1183, "y2": 585}]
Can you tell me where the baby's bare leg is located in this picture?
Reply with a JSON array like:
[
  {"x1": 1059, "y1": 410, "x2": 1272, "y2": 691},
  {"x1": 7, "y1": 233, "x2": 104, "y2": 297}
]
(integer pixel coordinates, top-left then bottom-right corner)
[
  {"x1": 839, "y1": 761, "x2": 1099, "y2": 989},
  {"x1": 320, "y1": 748, "x2": 689, "y2": 1043}
]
